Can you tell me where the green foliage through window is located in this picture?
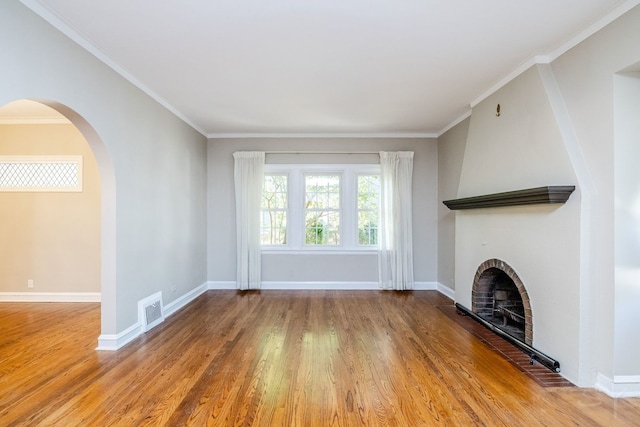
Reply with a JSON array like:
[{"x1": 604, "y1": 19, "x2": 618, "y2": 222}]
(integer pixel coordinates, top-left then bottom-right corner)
[
  {"x1": 261, "y1": 174, "x2": 287, "y2": 245},
  {"x1": 304, "y1": 175, "x2": 340, "y2": 245},
  {"x1": 357, "y1": 175, "x2": 380, "y2": 245},
  {"x1": 260, "y1": 166, "x2": 380, "y2": 250}
]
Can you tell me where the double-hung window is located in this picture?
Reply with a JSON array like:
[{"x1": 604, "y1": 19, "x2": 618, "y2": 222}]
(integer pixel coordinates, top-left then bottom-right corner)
[
  {"x1": 304, "y1": 174, "x2": 341, "y2": 245},
  {"x1": 357, "y1": 174, "x2": 380, "y2": 245},
  {"x1": 261, "y1": 174, "x2": 288, "y2": 245},
  {"x1": 261, "y1": 164, "x2": 380, "y2": 251}
]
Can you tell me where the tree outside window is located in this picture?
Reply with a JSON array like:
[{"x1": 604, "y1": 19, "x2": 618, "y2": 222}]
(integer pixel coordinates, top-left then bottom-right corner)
[
  {"x1": 357, "y1": 175, "x2": 380, "y2": 245},
  {"x1": 304, "y1": 174, "x2": 340, "y2": 245},
  {"x1": 260, "y1": 165, "x2": 380, "y2": 251},
  {"x1": 261, "y1": 174, "x2": 287, "y2": 245}
]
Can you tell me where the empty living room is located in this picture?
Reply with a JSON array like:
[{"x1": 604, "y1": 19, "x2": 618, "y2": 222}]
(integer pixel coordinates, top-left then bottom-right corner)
[{"x1": 2, "y1": 0, "x2": 640, "y2": 425}]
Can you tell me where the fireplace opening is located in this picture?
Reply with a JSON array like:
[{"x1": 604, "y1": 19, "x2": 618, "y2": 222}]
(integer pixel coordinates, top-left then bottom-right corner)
[{"x1": 471, "y1": 259, "x2": 532, "y2": 346}]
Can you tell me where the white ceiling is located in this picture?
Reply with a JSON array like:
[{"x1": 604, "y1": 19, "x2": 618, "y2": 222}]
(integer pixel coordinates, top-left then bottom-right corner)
[{"x1": 18, "y1": 0, "x2": 637, "y2": 137}]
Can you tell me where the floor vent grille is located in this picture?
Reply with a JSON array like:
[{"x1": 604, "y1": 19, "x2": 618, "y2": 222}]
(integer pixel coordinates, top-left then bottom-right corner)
[{"x1": 138, "y1": 292, "x2": 164, "y2": 332}]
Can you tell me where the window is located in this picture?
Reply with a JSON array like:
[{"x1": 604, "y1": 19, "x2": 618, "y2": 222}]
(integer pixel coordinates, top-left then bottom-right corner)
[
  {"x1": 0, "y1": 155, "x2": 83, "y2": 192},
  {"x1": 357, "y1": 174, "x2": 380, "y2": 245},
  {"x1": 261, "y1": 174, "x2": 288, "y2": 245},
  {"x1": 262, "y1": 164, "x2": 380, "y2": 251},
  {"x1": 304, "y1": 174, "x2": 341, "y2": 245}
]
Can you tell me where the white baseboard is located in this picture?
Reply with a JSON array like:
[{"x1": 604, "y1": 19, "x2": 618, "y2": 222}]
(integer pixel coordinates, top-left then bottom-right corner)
[
  {"x1": 209, "y1": 281, "x2": 381, "y2": 290},
  {"x1": 164, "y1": 282, "x2": 208, "y2": 317},
  {"x1": 436, "y1": 282, "x2": 455, "y2": 300},
  {"x1": 595, "y1": 373, "x2": 640, "y2": 397},
  {"x1": 96, "y1": 282, "x2": 208, "y2": 351},
  {"x1": 209, "y1": 280, "x2": 450, "y2": 294},
  {"x1": 208, "y1": 281, "x2": 236, "y2": 289},
  {"x1": 96, "y1": 321, "x2": 141, "y2": 351},
  {"x1": 0, "y1": 292, "x2": 101, "y2": 302},
  {"x1": 262, "y1": 281, "x2": 380, "y2": 290},
  {"x1": 413, "y1": 281, "x2": 437, "y2": 290}
]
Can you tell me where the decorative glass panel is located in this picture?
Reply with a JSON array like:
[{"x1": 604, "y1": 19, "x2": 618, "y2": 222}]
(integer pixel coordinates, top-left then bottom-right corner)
[{"x1": 0, "y1": 156, "x2": 82, "y2": 192}]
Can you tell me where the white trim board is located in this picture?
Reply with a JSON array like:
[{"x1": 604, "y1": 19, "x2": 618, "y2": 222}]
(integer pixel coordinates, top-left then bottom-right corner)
[
  {"x1": 0, "y1": 292, "x2": 100, "y2": 302},
  {"x1": 163, "y1": 283, "x2": 208, "y2": 317},
  {"x1": 208, "y1": 281, "x2": 446, "y2": 292},
  {"x1": 96, "y1": 321, "x2": 141, "y2": 351},
  {"x1": 207, "y1": 132, "x2": 437, "y2": 139},
  {"x1": 595, "y1": 373, "x2": 640, "y2": 398},
  {"x1": 262, "y1": 281, "x2": 379, "y2": 290},
  {"x1": 96, "y1": 283, "x2": 208, "y2": 351},
  {"x1": 436, "y1": 282, "x2": 455, "y2": 301}
]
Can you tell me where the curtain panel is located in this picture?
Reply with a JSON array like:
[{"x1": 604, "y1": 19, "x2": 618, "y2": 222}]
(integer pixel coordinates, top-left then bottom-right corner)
[
  {"x1": 379, "y1": 151, "x2": 414, "y2": 290},
  {"x1": 233, "y1": 151, "x2": 265, "y2": 290}
]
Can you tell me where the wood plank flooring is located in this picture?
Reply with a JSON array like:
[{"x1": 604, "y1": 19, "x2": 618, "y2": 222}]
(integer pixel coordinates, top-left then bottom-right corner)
[
  {"x1": 1, "y1": 290, "x2": 639, "y2": 426},
  {"x1": 437, "y1": 305, "x2": 574, "y2": 387}
]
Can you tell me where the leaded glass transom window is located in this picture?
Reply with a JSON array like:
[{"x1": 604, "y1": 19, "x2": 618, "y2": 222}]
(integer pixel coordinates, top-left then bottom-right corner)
[{"x1": 0, "y1": 156, "x2": 83, "y2": 192}]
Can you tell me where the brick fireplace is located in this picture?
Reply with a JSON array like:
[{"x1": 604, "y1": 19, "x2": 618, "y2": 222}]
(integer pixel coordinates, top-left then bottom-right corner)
[{"x1": 471, "y1": 258, "x2": 533, "y2": 346}]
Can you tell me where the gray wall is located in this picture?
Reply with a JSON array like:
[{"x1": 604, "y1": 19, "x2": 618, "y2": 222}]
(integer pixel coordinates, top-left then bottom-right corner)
[
  {"x1": 550, "y1": 5, "x2": 640, "y2": 385},
  {"x1": 437, "y1": 118, "x2": 469, "y2": 291},
  {"x1": 1, "y1": 1, "x2": 208, "y2": 333},
  {"x1": 208, "y1": 137, "x2": 438, "y2": 286},
  {"x1": 613, "y1": 69, "x2": 640, "y2": 377},
  {"x1": 437, "y1": 5, "x2": 640, "y2": 388}
]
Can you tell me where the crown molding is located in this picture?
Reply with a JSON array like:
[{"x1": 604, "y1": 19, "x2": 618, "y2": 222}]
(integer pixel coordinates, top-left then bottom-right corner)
[
  {"x1": 20, "y1": 0, "x2": 207, "y2": 137},
  {"x1": 207, "y1": 132, "x2": 438, "y2": 139},
  {"x1": 546, "y1": 0, "x2": 640, "y2": 63},
  {"x1": 468, "y1": 0, "x2": 640, "y2": 109},
  {"x1": 469, "y1": 57, "x2": 539, "y2": 108},
  {"x1": 437, "y1": 109, "x2": 472, "y2": 137}
]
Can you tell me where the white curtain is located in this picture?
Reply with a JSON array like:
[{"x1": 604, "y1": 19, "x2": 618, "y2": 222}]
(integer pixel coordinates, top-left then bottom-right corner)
[
  {"x1": 379, "y1": 151, "x2": 414, "y2": 290},
  {"x1": 233, "y1": 151, "x2": 265, "y2": 290}
]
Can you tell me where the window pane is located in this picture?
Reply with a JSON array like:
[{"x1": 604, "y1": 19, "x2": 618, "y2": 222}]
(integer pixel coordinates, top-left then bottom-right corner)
[
  {"x1": 304, "y1": 174, "x2": 341, "y2": 245},
  {"x1": 357, "y1": 175, "x2": 380, "y2": 245},
  {"x1": 358, "y1": 211, "x2": 378, "y2": 245},
  {"x1": 305, "y1": 212, "x2": 324, "y2": 245},
  {"x1": 305, "y1": 211, "x2": 340, "y2": 245},
  {"x1": 328, "y1": 193, "x2": 340, "y2": 209},
  {"x1": 305, "y1": 192, "x2": 319, "y2": 209},
  {"x1": 261, "y1": 211, "x2": 287, "y2": 245},
  {"x1": 261, "y1": 174, "x2": 287, "y2": 245},
  {"x1": 305, "y1": 175, "x2": 340, "y2": 209}
]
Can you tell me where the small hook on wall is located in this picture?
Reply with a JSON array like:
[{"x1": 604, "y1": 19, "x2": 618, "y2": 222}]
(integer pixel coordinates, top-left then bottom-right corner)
[{"x1": 496, "y1": 104, "x2": 501, "y2": 117}]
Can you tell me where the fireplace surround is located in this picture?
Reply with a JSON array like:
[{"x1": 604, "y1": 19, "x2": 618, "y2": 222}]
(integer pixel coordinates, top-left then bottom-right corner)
[
  {"x1": 471, "y1": 258, "x2": 532, "y2": 346},
  {"x1": 458, "y1": 257, "x2": 560, "y2": 372}
]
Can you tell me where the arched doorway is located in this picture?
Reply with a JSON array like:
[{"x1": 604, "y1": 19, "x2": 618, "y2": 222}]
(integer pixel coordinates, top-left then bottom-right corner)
[{"x1": 0, "y1": 99, "x2": 115, "y2": 342}]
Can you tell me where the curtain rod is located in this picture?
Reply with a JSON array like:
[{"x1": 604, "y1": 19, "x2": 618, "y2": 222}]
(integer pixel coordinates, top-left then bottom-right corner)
[{"x1": 265, "y1": 151, "x2": 380, "y2": 155}]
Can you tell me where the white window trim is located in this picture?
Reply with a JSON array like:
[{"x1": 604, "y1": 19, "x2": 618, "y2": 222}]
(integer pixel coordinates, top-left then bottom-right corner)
[
  {"x1": 0, "y1": 155, "x2": 83, "y2": 192},
  {"x1": 262, "y1": 163, "x2": 380, "y2": 253}
]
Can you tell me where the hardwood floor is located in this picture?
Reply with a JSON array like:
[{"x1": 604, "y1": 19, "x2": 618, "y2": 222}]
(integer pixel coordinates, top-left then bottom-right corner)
[{"x1": 1, "y1": 290, "x2": 639, "y2": 426}]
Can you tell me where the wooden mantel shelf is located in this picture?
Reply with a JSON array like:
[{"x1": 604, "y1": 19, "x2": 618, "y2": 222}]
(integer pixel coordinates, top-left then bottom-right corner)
[{"x1": 442, "y1": 186, "x2": 575, "y2": 210}]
